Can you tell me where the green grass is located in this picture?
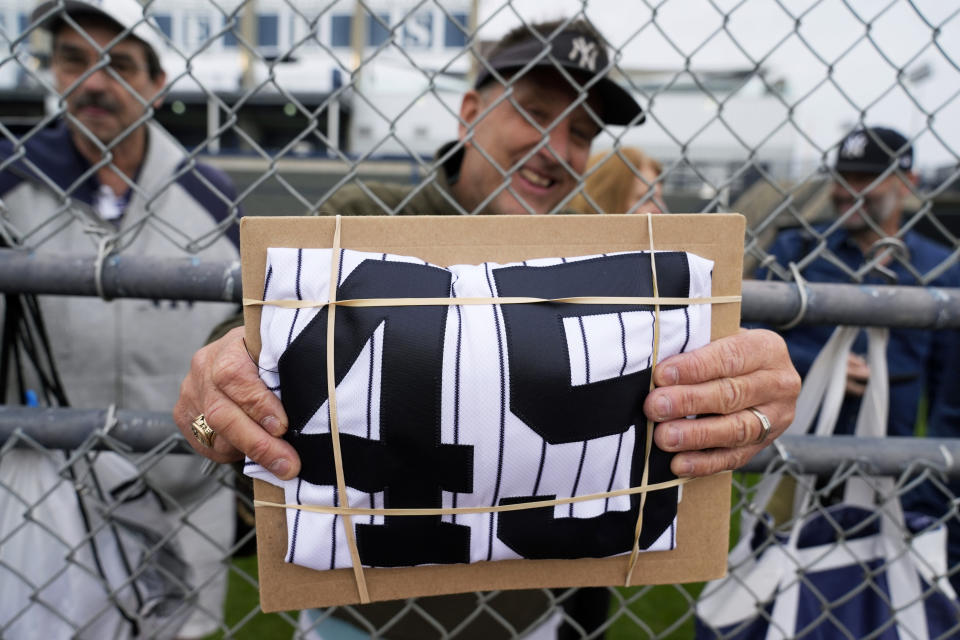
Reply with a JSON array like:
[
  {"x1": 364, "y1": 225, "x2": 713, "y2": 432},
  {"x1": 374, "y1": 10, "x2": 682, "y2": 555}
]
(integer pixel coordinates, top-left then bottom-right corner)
[
  {"x1": 606, "y1": 582, "x2": 706, "y2": 639},
  {"x1": 214, "y1": 476, "x2": 758, "y2": 638},
  {"x1": 205, "y1": 554, "x2": 295, "y2": 640},
  {"x1": 604, "y1": 472, "x2": 759, "y2": 639}
]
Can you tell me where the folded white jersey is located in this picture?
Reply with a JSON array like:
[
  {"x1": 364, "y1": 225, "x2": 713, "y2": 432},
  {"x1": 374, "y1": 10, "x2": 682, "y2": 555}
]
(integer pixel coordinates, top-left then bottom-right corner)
[{"x1": 246, "y1": 248, "x2": 713, "y2": 571}]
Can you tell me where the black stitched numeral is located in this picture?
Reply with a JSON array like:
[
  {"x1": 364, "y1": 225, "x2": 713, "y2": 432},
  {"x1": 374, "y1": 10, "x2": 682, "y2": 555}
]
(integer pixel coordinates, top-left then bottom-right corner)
[
  {"x1": 493, "y1": 254, "x2": 689, "y2": 558},
  {"x1": 278, "y1": 253, "x2": 694, "y2": 564},
  {"x1": 278, "y1": 259, "x2": 473, "y2": 567}
]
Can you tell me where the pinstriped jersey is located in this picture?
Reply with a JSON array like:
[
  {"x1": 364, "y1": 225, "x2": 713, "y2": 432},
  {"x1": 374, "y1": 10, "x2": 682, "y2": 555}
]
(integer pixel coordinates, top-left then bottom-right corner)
[{"x1": 246, "y1": 248, "x2": 713, "y2": 571}]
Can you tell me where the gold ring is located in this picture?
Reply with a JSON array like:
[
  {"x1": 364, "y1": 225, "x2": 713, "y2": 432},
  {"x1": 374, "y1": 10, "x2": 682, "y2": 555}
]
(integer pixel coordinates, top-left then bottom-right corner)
[
  {"x1": 191, "y1": 413, "x2": 216, "y2": 448},
  {"x1": 748, "y1": 407, "x2": 772, "y2": 444}
]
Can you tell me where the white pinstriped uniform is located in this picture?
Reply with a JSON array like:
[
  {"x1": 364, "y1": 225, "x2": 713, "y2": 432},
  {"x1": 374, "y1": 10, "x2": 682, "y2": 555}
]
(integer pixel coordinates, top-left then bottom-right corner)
[{"x1": 246, "y1": 248, "x2": 713, "y2": 572}]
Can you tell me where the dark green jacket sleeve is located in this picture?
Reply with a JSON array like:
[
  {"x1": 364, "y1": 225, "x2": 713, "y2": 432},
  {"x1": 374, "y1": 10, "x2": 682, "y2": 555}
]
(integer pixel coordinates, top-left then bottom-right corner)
[
  {"x1": 313, "y1": 182, "x2": 421, "y2": 216},
  {"x1": 207, "y1": 310, "x2": 243, "y2": 343}
]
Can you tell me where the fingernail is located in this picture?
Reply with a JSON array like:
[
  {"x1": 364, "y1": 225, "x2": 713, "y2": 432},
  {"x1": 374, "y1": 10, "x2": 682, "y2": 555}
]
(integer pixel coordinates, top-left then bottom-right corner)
[
  {"x1": 262, "y1": 415, "x2": 282, "y2": 437},
  {"x1": 654, "y1": 395, "x2": 672, "y2": 420},
  {"x1": 269, "y1": 458, "x2": 291, "y2": 478},
  {"x1": 676, "y1": 459, "x2": 694, "y2": 477},
  {"x1": 666, "y1": 426, "x2": 683, "y2": 448},
  {"x1": 660, "y1": 366, "x2": 679, "y2": 385}
]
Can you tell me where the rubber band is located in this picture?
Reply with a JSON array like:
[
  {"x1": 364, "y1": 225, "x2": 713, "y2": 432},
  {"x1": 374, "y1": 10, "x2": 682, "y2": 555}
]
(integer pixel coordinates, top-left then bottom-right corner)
[
  {"x1": 624, "y1": 213, "x2": 661, "y2": 586},
  {"x1": 242, "y1": 337, "x2": 279, "y2": 375},
  {"x1": 93, "y1": 236, "x2": 115, "y2": 302},
  {"x1": 324, "y1": 216, "x2": 370, "y2": 604},
  {"x1": 940, "y1": 444, "x2": 954, "y2": 469},
  {"x1": 864, "y1": 237, "x2": 910, "y2": 285},
  {"x1": 253, "y1": 476, "x2": 688, "y2": 517},
  {"x1": 244, "y1": 295, "x2": 741, "y2": 309},
  {"x1": 773, "y1": 438, "x2": 791, "y2": 462},
  {"x1": 100, "y1": 403, "x2": 118, "y2": 437},
  {"x1": 777, "y1": 262, "x2": 808, "y2": 331}
]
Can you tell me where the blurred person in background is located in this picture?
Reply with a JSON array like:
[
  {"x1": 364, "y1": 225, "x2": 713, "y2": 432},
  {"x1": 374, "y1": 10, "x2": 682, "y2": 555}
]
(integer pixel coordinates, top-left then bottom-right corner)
[
  {"x1": 569, "y1": 146, "x2": 665, "y2": 214},
  {"x1": 173, "y1": 17, "x2": 800, "y2": 640},
  {"x1": 0, "y1": 0, "x2": 240, "y2": 637},
  {"x1": 756, "y1": 125, "x2": 960, "y2": 593}
]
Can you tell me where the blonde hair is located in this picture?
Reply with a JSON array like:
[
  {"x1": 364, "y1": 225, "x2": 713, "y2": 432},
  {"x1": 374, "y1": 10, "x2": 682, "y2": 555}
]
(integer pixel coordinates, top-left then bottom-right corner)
[{"x1": 569, "y1": 147, "x2": 663, "y2": 214}]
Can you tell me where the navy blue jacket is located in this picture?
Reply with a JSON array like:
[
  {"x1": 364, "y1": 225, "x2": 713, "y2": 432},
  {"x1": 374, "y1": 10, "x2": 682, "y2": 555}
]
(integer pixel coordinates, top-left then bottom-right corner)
[{"x1": 756, "y1": 223, "x2": 960, "y2": 439}]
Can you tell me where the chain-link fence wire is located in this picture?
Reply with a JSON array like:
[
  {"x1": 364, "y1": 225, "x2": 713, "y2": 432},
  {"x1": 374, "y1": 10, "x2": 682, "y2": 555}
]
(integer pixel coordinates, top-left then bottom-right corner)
[
  {"x1": 1, "y1": 0, "x2": 960, "y2": 638},
  {"x1": 1, "y1": 0, "x2": 958, "y2": 273},
  {"x1": 2, "y1": 424, "x2": 959, "y2": 639}
]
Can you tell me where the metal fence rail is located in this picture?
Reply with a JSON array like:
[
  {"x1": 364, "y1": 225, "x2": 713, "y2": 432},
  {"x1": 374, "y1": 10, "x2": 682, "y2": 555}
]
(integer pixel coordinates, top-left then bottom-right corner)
[
  {"x1": 4, "y1": 249, "x2": 960, "y2": 329},
  {"x1": 2, "y1": 0, "x2": 960, "y2": 638},
  {"x1": 3, "y1": 406, "x2": 960, "y2": 478}
]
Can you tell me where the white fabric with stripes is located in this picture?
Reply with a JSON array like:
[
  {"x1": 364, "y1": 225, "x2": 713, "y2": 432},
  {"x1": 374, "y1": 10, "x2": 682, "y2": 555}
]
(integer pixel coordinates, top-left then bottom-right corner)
[{"x1": 246, "y1": 248, "x2": 714, "y2": 571}]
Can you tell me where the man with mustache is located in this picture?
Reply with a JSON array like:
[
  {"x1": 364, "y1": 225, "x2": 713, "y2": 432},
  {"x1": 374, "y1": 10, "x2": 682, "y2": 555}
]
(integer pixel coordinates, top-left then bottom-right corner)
[
  {"x1": 174, "y1": 18, "x2": 801, "y2": 639},
  {"x1": 0, "y1": 1, "x2": 240, "y2": 637}
]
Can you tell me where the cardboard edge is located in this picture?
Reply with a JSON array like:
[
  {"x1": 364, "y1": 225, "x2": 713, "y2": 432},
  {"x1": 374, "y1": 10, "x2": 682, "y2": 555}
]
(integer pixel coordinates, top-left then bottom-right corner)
[{"x1": 242, "y1": 215, "x2": 741, "y2": 611}]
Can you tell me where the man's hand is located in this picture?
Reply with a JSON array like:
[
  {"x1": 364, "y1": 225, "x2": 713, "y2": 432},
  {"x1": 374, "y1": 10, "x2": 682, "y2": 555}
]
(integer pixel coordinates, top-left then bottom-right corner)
[
  {"x1": 845, "y1": 352, "x2": 870, "y2": 396},
  {"x1": 176, "y1": 327, "x2": 800, "y2": 483},
  {"x1": 173, "y1": 327, "x2": 300, "y2": 480},
  {"x1": 645, "y1": 328, "x2": 801, "y2": 478}
]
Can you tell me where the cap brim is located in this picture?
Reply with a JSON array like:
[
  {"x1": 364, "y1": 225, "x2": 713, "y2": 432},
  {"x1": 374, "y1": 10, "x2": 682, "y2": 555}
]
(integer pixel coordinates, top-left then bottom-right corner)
[
  {"x1": 834, "y1": 160, "x2": 907, "y2": 175},
  {"x1": 590, "y1": 75, "x2": 644, "y2": 126},
  {"x1": 477, "y1": 60, "x2": 644, "y2": 127}
]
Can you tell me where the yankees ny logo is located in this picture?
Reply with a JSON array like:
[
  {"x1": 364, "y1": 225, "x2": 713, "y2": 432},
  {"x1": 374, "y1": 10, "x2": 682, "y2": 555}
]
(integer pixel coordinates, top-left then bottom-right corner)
[
  {"x1": 841, "y1": 132, "x2": 868, "y2": 159},
  {"x1": 568, "y1": 36, "x2": 598, "y2": 72}
]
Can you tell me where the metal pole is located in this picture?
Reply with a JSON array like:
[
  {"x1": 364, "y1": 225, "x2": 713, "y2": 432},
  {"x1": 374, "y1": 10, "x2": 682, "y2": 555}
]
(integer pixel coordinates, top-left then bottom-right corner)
[
  {"x1": 207, "y1": 96, "x2": 221, "y2": 154},
  {"x1": 0, "y1": 250, "x2": 241, "y2": 302},
  {"x1": 350, "y1": 0, "x2": 366, "y2": 71},
  {"x1": 741, "y1": 435, "x2": 960, "y2": 478},
  {"x1": 467, "y1": 0, "x2": 479, "y2": 85},
  {"x1": 0, "y1": 406, "x2": 191, "y2": 452},
  {"x1": 240, "y1": 0, "x2": 257, "y2": 91},
  {"x1": 346, "y1": 0, "x2": 366, "y2": 153},
  {"x1": 2, "y1": 405, "x2": 958, "y2": 478},
  {"x1": 3, "y1": 250, "x2": 960, "y2": 328},
  {"x1": 328, "y1": 98, "x2": 340, "y2": 154},
  {"x1": 741, "y1": 279, "x2": 960, "y2": 328}
]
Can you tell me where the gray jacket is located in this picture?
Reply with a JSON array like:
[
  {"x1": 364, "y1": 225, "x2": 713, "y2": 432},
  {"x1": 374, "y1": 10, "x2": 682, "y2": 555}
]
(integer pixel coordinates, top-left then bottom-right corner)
[
  {"x1": 0, "y1": 120, "x2": 240, "y2": 411},
  {"x1": 0, "y1": 120, "x2": 241, "y2": 639}
]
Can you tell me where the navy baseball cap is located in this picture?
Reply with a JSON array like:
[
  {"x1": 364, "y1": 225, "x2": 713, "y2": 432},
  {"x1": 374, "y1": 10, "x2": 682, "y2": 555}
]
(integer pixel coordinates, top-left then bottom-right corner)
[
  {"x1": 475, "y1": 28, "x2": 644, "y2": 126},
  {"x1": 835, "y1": 126, "x2": 913, "y2": 175}
]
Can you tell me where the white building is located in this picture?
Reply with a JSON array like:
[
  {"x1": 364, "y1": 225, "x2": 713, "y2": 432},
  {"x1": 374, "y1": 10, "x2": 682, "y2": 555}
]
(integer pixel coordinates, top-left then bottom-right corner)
[{"x1": 2, "y1": 0, "x2": 803, "y2": 200}]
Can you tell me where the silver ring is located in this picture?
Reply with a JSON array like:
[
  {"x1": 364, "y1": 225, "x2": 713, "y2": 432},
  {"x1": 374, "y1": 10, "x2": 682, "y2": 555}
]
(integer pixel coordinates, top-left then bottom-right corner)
[{"x1": 748, "y1": 407, "x2": 772, "y2": 444}]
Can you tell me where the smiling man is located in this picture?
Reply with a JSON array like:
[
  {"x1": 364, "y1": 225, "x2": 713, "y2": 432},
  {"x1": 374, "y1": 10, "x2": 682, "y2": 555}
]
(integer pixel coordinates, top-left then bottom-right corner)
[
  {"x1": 450, "y1": 24, "x2": 642, "y2": 215},
  {"x1": 173, "y1": 17, "x2": 800, "y2": 640},
  {"x1": 317, "y1": 20, "x2": 641, "y2": 217},
  {"x1": 453, "y1": 67, "x2": 598, "y2": 214}
]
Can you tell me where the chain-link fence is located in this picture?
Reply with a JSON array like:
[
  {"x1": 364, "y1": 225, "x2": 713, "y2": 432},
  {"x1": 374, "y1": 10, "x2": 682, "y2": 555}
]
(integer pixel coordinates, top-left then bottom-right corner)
[{"x1": 1, "y1": 0, "x2": 960, "y2": 638}]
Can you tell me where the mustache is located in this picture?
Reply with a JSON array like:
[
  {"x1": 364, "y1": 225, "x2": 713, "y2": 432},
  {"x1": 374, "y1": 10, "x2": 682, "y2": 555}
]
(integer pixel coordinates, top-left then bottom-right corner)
[{"x1": 72, "y1": 91, "x2": 120, "y2": 113}]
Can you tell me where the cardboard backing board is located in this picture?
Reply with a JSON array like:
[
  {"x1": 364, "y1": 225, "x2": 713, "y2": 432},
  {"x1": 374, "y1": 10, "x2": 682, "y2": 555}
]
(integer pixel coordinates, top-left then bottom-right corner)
[{"x1": 241, "y1": 214, "x2": 744, "y2": 612}]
